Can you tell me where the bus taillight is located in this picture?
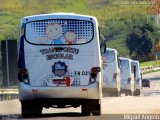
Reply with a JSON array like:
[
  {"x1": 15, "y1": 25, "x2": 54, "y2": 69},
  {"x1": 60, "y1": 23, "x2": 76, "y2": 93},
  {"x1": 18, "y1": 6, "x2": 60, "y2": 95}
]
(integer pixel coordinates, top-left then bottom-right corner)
[
  {"x1": 91, "y1": 67, "x2": 100, "y2": 77},
  {"x1": 18, "y1": 68, "x2": 30, "y2": 85},
  {"x1": 90, "y1": 67, "x2": 100, "y2": 84},
  {"x1": 128, "y1": 77, "x2": 131, "y2": 84},
  {"x1": 113, "y1": 73, "x2": 118, "y2": 81},
  {"x1": 19, "y1": 68, "x2": 27, "y2": 74}
]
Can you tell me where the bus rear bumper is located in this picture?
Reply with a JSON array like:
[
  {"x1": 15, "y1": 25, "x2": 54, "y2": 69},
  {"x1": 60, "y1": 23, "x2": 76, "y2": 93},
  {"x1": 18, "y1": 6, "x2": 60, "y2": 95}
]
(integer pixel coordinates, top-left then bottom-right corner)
[
  {"x1": 133, "y1": 89, "x2": 141, "y2": 96},
  {"x1": 102, "y1": 88, "x2": 119, "y2": 97},
  {"x1": 18, "y1": 82, "x2": 101, "y2": 100},
  {"x1": 121, "y1": 85, "x2": 131, "y2": 90},
  {"x1": 120, "y1": 89, "x2": 132, "y2": 96}
]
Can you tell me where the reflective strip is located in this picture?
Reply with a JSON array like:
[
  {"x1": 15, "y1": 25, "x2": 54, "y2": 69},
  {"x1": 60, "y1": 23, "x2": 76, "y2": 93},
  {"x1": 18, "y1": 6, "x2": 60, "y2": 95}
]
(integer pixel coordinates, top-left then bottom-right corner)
[{"x1": 82, "y1": 88, "x2": 87, "y2": 91}]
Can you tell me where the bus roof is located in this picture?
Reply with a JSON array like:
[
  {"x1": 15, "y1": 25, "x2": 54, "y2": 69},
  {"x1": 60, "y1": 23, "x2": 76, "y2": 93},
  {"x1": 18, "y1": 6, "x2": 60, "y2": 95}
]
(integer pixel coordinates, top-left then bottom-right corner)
[
  {"x1": 132, "y1": 60, "x2": 139, "y2": 63},
  {"x1": 119, "y1": 57, "x2": 132, "y2": 62},
  {"x1": 21, "y1": 13, "x2": 98, "y2": 24},
  {"x1": 106, "y1": 48, "x2": 118, "y2": 54},
  {"x1": 132, "y1": 60, "x2": 140, "y2": 66}
]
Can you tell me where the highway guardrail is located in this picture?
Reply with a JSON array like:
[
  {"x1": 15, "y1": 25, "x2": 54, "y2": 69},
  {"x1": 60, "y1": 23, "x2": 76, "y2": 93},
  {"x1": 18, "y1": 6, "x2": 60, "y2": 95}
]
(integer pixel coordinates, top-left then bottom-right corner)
[
  {"x1": 0, "y1": 89, "x2": 19, "y2": 101},
  {"x1": 140, "y1": 65, "x2": 160, "y2": 74}
]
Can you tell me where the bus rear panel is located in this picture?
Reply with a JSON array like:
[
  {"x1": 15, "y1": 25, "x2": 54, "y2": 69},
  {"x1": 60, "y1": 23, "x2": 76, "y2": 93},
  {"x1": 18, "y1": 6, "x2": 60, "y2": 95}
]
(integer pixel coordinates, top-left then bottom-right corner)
[
  {"x1": 120, "y1": 57, "x2": 135, "y2": 96},
  {"x1": 18, "y1": 13, "x2": 102, "y2": 117},
  {"x1": 132, "y1": 60, "x2": 141, "y2": 96}
]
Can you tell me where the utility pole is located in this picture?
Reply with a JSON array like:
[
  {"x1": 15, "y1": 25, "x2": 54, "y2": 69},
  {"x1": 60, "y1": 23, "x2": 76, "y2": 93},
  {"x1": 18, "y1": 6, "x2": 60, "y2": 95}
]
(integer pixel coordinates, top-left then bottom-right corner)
[{"x1": 6, "y1": 40, "x2": 9, "y2": 87}]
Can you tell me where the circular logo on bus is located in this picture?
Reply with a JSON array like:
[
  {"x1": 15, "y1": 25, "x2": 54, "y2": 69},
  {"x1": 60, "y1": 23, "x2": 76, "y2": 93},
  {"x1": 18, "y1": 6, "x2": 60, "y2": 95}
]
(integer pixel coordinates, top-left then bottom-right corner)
[{"x1": 52, "y1": 61, "x2": 67, "y2": 77}]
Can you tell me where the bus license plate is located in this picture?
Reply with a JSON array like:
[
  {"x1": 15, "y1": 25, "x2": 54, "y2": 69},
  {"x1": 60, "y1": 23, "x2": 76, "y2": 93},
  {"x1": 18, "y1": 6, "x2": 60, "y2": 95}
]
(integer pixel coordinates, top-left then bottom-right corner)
[{"x1": 53, "y1": 79, "x2": 66, "y2": 84}]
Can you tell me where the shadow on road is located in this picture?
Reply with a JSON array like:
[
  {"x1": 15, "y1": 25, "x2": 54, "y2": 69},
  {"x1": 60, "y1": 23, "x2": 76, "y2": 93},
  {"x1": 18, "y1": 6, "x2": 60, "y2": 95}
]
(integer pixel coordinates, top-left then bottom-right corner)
[
  {"x1": 149, "y1": 77, "x2": 160, "y2": 80},
  {"x1": 0, "y1": 112, "x2": 83, "y2": 119},
  {"x1": 1, "y1": 114, "x2": 145, "y2": 120},
  {"x1": 40, "y1": 112, "x2": 82, "y2": 118}
]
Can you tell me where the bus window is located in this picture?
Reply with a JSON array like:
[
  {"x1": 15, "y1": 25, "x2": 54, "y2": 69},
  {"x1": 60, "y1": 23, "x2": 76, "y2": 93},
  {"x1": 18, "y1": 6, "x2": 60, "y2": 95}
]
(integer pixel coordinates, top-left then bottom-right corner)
[
  {"x1": 132, "y1": 65, "x2": 136, "y2": 77},
  {"x1": 25, "y1": 19, "x2": 93, "y2": 45},
  {"x1": 117, "y1": 55, "x2": 121, "y2": 68},
  {"x1": 120, "y1": 60, "x2": 129, "y2": 70},
  {"x1": 104, "y1": 51, "x2": 115, "y2": 63}
]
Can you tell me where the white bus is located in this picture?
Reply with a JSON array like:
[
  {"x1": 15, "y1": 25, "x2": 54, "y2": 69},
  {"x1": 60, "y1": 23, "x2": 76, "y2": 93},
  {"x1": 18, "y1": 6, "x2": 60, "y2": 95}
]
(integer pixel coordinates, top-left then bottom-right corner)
[
  {"x1": 132, "y1": 60, "x2": 141, "y2": 96},
  {"x1": 102, "y1": 48, "x2": 121, "y2": 96},
  {"x1": 18, "y1": 13, "x2": 102, "y2": 117},
  {"x1": 119, "y1": 57, "x2": 135, "y2": 96}
]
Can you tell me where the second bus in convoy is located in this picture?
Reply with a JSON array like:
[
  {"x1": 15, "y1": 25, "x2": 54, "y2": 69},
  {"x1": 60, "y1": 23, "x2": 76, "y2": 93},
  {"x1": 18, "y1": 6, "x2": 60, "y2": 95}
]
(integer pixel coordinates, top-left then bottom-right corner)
[{"x1": 102, "y1": 48, "x2": 121, "y2": 96}]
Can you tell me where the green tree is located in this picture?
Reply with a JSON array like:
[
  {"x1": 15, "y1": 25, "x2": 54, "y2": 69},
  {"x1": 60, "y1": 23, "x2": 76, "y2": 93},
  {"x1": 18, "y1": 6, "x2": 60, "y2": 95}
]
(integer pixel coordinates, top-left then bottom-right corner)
[
  {"x1": 137, "y1": 31, "x2": 152, "y2": 56},
  {"x1": 126, "y1": 28, "x2": 142, "y2": 55},
  {"x1": 126, "y1": 24, "x2": 154, "y2": 58}
]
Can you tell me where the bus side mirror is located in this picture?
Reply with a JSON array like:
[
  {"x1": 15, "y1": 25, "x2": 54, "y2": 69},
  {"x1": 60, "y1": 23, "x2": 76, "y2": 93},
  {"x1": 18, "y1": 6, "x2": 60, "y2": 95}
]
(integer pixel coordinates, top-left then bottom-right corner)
[
  {"x1": 141, "y1": 72, "x2": 143, "y2": 80},
  {"x1": 100, "y1": 43, "x2": 106, "y2": 53},
  {"x1": 118, "y1": 57, "x2": 121, "y2": 68},
  {"x1": 133, "y1": 66, "x2": 136, "y2": 77}
]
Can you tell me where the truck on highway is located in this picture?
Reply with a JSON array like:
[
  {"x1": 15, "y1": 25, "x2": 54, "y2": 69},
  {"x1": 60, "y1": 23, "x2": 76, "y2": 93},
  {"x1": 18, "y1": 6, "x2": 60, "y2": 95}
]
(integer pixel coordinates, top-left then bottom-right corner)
[
  {"x1": 119, "y1": 57, "x2": 135, "y2": 96},
  {"x1": 18, "y1": 13, "x2": 102, "y2": 117},
  {"x1": 102, "y1": 48, "x2": 121, "y2": 96}
]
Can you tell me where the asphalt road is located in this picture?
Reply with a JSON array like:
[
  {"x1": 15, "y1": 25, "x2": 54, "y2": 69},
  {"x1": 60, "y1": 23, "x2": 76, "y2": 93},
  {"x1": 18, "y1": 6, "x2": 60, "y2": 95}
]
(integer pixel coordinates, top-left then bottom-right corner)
[
  {"x1": 142, "y1": 72, "x2": 160, "y2": 96},
  {"x1": 0, "y1": 71, "x2": 160, "y2": 120}
]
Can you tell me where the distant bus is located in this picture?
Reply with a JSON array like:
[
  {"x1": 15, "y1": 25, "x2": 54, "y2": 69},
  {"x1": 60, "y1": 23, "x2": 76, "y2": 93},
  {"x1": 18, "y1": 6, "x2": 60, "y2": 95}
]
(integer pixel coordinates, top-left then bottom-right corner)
[
  {"x1": 102, "y1": 48, "x2": 121, "y2": 96},
  {"x1": 18, "y1": 13, "x2": 102, "y2": 117},
  {"x1": 132, "y1": 60, "x2": 141, "y2": 96},
  {"x1": 119, "y1": 57, "x2": 135, "y2": 96}
]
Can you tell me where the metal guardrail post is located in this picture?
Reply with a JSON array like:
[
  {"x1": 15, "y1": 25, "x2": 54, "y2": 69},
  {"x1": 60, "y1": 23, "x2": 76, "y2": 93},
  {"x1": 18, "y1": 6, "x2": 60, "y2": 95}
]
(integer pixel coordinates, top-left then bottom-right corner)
[
  {"x1": 0, "y1": 90, "x2": 19, "y2": 101},
  {"x1": 140, "y1": 65, "x2": 160, "y2": 74},
  {"x1": 0, "y1": 93, "x2": 1, "y2": 101}
]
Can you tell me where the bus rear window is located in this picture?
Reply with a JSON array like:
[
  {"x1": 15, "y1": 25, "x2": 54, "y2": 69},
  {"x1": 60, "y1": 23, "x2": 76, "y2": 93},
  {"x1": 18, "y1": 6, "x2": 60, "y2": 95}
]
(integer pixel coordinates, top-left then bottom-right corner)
[
  {"x1": 25, "y1": 19, "x2": 93, "y2": 45},
  {"x1": 120, "y1": 60, "x2": 129, "y2": 70},
  {"x1": 104, "y1": 51, "x2": 115, "y2": 63}
]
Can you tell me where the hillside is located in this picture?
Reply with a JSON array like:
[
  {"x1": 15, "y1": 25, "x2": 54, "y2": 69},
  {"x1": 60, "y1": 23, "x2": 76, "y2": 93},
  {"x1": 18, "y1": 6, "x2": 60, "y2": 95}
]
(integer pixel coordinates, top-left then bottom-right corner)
[{"x1": 0, "y1": 0, "x2": 151, "y2": 57}]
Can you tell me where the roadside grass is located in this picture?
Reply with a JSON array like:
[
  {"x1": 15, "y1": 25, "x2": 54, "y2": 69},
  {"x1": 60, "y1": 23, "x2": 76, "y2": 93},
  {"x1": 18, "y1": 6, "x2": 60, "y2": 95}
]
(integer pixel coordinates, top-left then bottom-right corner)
[
  {"x1": 107, "y1": 38, "x2": 130, "y2": 58},
  {"x1": 140, "y1": 60, "x2": 160, "y2": 67},
  {"x1": 0, "y1": 0, "x2": 148, "y2": 59}
]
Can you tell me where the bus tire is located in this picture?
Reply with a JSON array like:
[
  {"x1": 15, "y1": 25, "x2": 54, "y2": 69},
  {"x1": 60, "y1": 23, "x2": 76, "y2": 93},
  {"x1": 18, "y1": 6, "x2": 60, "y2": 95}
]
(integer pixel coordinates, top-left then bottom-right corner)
[
  {"x1": 81, "y1": 103, "x2": 90, "y2": 116},
  {"x1": 21, "y1": 100, "x2": 42, "y2": 118},
  {"x1": 133, "y1": 89, "x2": 141, "y2": 96},
  {"x1": 32, "y1": 104, "x2": 42, "y2": 117},
  {"x1": 21, "y1": 101, "x2": 32, "y2": 118},
  {"x1": 92, "y1": 103, "x2": 101, "y2": 116},
  {"x1": 81, "y1": 100, "x2": 101, "y2": 116},
  {"x1": 117, "y1": 91, "x2": 121, "y2": 97}
]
